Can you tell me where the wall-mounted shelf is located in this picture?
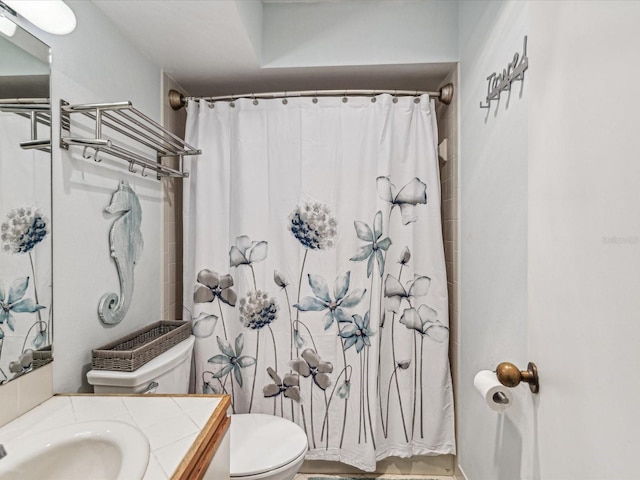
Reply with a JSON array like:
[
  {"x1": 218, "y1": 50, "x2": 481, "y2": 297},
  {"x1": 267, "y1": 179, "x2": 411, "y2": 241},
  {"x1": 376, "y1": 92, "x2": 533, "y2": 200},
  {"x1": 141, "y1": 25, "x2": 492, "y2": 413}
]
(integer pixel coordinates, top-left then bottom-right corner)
[
  {"x1": 0, "y1": 98, "x2": 51, "y2": 153},
  {"x1": 59, "y1": 100, "x2": 201, "y2": 179}
]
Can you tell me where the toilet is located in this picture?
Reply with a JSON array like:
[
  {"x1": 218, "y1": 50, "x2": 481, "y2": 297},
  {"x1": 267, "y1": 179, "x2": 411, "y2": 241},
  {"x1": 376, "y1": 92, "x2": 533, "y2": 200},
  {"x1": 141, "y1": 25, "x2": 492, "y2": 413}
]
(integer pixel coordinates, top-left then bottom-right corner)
[
  {"x1": 87, "y1": 335, "x2": 196, "y2": 394},
  {"x1": 86, "y1": 335, "x2": 308, "y2": 480},
  {"x1": 230, "y1": 413, "x2": 307, "y2": 480}
]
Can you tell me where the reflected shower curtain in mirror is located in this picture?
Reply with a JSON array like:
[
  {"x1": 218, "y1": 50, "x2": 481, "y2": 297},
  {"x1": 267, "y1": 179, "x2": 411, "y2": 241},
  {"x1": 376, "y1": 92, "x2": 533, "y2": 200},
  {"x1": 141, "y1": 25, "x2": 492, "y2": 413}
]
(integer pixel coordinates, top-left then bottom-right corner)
[
  {"x1": 183, "y1": 95, "x2": 455, "y2": 470},
  {"x1": 0, "y1": 112, "x2": 51, "y2": 383}
]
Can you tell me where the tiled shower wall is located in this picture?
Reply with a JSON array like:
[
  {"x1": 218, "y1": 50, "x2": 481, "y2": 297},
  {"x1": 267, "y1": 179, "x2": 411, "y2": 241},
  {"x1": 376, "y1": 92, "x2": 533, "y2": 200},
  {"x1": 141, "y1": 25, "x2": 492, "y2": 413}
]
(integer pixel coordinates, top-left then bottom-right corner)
[
  {"x1": 161, "y1": 73, "x2": 186, "y2": 321},
  {"x1": 435, "y1": 66, "x2": 460, "y2": 455}
]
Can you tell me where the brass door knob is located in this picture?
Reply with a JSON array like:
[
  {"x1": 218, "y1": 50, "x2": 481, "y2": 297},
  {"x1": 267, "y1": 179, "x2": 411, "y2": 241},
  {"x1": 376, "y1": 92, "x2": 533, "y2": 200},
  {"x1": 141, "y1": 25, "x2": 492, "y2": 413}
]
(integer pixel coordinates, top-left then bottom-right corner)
[{"x1": 496, "y1": 362, "x2": 539, "y2": 393}]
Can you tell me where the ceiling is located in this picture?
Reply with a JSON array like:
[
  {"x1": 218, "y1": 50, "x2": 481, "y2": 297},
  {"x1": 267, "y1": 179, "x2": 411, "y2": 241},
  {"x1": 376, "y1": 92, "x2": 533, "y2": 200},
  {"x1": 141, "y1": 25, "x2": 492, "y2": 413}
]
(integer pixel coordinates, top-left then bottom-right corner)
[{"x1": 92, "y1": 0, "x2": 454, "y2": 97}]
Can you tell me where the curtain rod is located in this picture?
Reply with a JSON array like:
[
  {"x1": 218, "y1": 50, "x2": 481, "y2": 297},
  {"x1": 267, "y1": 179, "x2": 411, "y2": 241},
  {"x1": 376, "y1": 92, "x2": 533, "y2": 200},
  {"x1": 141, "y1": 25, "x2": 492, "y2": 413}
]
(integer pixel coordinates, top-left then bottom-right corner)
[{"x1": 168, "y1": 83, "x2": 453, "y2": 111}]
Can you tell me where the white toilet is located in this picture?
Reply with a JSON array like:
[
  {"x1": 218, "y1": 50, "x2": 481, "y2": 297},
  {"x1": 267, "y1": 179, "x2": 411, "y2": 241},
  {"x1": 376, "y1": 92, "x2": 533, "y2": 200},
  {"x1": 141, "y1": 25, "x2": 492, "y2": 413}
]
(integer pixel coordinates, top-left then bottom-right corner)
[
  {"x1": 87, "y1": 335, "x2": 195, "y2": 394},
  {"x1": 87, "y1": 335, "x2": 308, "y2": 480},
  {"x1": 230, "y1": 413, "x2": 307, "y2": 480}
]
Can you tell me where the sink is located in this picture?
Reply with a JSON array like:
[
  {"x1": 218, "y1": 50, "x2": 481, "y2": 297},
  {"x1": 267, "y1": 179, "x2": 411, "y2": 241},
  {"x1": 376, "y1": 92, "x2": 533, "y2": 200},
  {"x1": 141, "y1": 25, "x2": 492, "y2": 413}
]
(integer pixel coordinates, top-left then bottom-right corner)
[{"x1": 0, "y1": 421, "x2": 150, "y2": 480}]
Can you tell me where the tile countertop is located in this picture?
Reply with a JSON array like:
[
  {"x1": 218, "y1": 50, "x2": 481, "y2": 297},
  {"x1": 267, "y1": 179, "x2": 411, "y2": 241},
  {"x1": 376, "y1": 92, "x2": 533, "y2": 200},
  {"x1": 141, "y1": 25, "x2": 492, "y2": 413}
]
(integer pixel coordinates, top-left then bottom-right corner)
[{"x1": 0, "y1": 394, "x2": 229, "y2": 480}]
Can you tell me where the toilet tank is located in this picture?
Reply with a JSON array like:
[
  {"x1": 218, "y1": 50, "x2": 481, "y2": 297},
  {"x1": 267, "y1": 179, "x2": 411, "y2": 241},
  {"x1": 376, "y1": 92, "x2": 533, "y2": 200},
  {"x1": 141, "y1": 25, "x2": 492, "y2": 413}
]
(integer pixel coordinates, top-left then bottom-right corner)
[{"x1": 87, "y1": 335, "x2": 195, "y2": 394}]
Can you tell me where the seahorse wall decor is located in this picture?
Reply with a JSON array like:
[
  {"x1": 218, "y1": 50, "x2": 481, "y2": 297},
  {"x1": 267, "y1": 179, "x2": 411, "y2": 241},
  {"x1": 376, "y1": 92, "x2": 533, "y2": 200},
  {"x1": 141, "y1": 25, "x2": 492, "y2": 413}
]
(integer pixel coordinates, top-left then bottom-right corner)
[{"x1": 98, "y1": 181, "x2": 144, "y2": 325}]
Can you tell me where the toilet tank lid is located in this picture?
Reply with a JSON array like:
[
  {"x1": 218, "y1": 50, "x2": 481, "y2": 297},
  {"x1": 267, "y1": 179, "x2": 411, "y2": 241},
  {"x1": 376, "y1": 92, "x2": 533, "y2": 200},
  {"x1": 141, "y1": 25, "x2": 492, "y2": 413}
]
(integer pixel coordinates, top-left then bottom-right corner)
[
  {"x1": 87, "y1": 335, "x2": 195, "y2": 387},
  {"x1": 230, "y1": 413, "x2": 307, "y2": 477}
]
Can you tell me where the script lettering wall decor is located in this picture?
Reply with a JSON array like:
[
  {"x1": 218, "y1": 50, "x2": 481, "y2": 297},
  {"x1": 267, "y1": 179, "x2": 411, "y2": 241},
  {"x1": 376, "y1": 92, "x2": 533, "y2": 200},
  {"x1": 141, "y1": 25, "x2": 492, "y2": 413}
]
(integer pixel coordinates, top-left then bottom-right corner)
[{"x1": 480, "y1": 36, "x2": 528, "y2": 110}]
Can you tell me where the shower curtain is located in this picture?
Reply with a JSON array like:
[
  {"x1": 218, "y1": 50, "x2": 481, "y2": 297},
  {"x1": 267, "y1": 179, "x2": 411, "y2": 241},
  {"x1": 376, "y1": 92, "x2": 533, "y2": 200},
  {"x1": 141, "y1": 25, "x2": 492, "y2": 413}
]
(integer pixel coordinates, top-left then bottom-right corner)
[
  {"x1": 183, "y1": 94, "x2": 455, "y2": 470},
  {"x1": 0, "y1": 112, "x2": 52, "y2": 383}
]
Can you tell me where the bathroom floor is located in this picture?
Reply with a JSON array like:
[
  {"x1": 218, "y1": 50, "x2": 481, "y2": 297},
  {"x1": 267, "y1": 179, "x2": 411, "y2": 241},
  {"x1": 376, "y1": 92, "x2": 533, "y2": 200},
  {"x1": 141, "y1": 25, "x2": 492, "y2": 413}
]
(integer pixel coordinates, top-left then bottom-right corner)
[{"x1": 295, "y1": 475, "x2": 455, "y2": 479}]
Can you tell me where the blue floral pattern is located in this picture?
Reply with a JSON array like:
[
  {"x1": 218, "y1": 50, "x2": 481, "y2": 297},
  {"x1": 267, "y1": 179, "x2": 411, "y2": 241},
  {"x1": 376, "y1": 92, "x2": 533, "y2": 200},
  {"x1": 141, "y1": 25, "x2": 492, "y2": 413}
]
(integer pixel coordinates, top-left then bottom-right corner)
[
  {"x1": 191, "y1": 174, "x2": 447, "y2": 453},
  {"x1": 191, "y1": 312, "x2": 218, "y2": 338},
  {"x1": 263, "y1": 367, "x2": 301, "y2": 402},
  {"x1": 194, "y1": 269, "x2": 237, "y2": 306},
  {"x1": 384, "y1": 274, "x2": 431, "y2": 313},
  {"x1": 0, "y1": 277, "x2": 43, "y2": 331},
  {"x1": 350, "y1": 211, "x2": 392, "y2": 277},
  {"x1": 1, "y1": 207, "x2": 48, "y2": 254},
  {"x1": 0, "y1": 203, "x2": 51, "y2": 382},
  {"x1": 289, "y1": 202, "x2": 337, "y2": 250},
  {"x1": 229, "y1": 235, "x2": 268, "y2": 267},
  {"x1": 294, "y1": 272, "x2": 365, "y2": 330},
  {"x1": 377, "y1": 177, "x2": 427, "y2": 225},
  {"x1": 340, "y1": 312, "x2": 375, "y2": 353},
  {"x1": 238, "y1": 290, "x2": 279, "y2": 330},
  {"x1": 8, "y1": 349, "x2": 33, "y2": 378},
  {"x1": 208, "y1": 334, "x2": 256, "y2": 387},
  {"x1": 291, "y1": 349, "x2": 333, "y2": 390},
  {"x1": 400, "y1": 305, "x2": 449, "y2": 343}
]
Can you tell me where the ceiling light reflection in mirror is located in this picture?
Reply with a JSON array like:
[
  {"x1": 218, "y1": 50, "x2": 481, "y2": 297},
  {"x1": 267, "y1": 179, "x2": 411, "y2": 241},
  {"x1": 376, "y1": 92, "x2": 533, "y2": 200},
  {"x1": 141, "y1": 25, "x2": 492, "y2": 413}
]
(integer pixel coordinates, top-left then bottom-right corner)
[
  {"x1": 0, "y1": 14, "x2": 16, "y2": 37},
  {"x1": 2, "y1": 0, "x2": 76, "y2": 35}
]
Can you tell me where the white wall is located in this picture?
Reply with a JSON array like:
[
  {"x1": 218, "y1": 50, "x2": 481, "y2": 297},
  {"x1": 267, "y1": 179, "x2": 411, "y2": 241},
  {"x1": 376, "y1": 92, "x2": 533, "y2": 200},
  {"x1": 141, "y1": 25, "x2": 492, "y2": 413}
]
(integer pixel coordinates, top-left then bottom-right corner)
[
  {"x1": 457, "y1": 1, "x2": 529, "y2": 479},
  {"x1": 262, "y1": 0, "x2": 458, "y2": 68},
  {"x1": 528, "y1": 1, "x2": 640, "y2": 478},
  {"x1": 459, "y1": 1, "x2": 640, "y2": 479},
  {"x1": 8, "y1": 1, "x2": 163, "y2": 392},
  {"x1": 235, "y1": 0, "x2": 263, "y2": 62}
]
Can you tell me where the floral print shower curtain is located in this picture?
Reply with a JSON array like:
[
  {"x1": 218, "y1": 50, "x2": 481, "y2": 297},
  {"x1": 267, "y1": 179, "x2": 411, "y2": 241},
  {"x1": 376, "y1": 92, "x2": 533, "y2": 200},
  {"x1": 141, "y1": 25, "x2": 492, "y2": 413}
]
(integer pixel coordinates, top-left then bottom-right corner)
[
  {"x1": 183, "y1": 94, "x2": 455, "y2": 470},
  {"x1": 0, "y1": 112, "x2": 51, "y2": 384}
]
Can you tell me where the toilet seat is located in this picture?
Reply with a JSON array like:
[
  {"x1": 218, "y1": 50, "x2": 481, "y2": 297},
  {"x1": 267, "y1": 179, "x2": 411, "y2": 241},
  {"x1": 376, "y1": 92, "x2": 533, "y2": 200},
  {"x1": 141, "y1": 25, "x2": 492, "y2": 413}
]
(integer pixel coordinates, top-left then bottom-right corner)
[{"x1": 230, "y1": 413, "x2": 307, "y2": 478}]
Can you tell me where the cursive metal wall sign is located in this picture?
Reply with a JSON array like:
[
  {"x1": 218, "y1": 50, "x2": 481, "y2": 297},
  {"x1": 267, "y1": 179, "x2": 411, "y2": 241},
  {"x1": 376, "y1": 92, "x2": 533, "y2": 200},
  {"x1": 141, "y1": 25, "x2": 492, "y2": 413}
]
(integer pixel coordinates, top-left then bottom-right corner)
[
  {"x1": 480, "y1": 36, "x2": 528, "y2": 110},
  {"x1": 98, "y1": 181, "x2": 144, "y2": 325}
]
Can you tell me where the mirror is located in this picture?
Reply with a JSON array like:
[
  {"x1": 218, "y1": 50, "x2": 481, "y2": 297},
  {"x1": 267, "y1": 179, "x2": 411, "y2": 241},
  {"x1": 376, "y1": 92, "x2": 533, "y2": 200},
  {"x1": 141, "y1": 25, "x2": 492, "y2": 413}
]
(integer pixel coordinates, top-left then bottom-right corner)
[{"x1": 0, "y1": 17, "x2": 52, "y2": 384}]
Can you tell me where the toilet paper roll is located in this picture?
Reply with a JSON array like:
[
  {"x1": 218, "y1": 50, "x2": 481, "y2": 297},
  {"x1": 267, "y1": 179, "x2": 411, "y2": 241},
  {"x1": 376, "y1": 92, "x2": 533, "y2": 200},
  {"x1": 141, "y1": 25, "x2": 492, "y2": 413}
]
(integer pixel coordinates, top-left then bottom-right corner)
[{"x1": 474, "y1": 370, "x2": 513, "y2": 412}]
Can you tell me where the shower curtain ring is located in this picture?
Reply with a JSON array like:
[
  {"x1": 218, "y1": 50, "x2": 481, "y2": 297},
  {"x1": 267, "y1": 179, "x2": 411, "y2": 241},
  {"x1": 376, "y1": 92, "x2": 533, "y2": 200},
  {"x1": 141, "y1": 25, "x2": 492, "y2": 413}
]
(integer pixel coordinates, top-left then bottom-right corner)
[
  {"x1": 128, "y1": 161, "x2": 137, "y2": 174},
  {"x1": 230, "y1": 95, "x2": 236, "y2": 108},
  {"x1": 93, "y1": 148, "x2": 101, "y2": 162},
  {"x1": 82, "y1": 146, "x2": 91, "y2": 159},
  {"x1": 342, "y1": 90, "x2": 348, "y2": 103},
  {"x1": 252, "y1": 93, "x2": 258, "y2": 106},
  {"x1": 313, "y1": 90, "x2": 318, "y2": 104},
  {"x1": 393, "y1": 89, "x2": 399, "y2": 104},
  {"x1": 140, "y1": 165, "x2": 148, "y2": 177}
]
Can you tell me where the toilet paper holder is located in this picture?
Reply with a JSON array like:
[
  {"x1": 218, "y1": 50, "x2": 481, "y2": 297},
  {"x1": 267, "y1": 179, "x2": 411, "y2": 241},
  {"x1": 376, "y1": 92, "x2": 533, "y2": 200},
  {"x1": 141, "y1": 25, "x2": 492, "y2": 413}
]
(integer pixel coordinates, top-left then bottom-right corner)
[{"x1": 496, "y1": 361, "x2": 539, "y2": 394}]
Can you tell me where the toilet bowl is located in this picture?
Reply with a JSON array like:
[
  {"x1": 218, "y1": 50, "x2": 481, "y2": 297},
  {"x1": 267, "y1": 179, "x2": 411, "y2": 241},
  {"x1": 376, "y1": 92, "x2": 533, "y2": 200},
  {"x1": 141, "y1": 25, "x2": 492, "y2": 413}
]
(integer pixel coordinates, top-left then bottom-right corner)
[
  {"x1": 86, "y1": 335, "x2": 308, "y2": 480},
  {"x1": 230, "y1": 413, "x2": 307, "y2": 480}
]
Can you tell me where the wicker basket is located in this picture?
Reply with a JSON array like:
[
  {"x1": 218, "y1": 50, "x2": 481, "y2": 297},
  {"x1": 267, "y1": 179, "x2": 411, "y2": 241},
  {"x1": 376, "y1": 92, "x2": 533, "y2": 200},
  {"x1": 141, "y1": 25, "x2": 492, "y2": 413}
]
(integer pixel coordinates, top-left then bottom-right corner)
[
  {"x1": 32, "y1": 345, "x2": 53, "y2": 369},
  {"x1": 91, "y1": 320, "x2": 191, "y2": 372}
]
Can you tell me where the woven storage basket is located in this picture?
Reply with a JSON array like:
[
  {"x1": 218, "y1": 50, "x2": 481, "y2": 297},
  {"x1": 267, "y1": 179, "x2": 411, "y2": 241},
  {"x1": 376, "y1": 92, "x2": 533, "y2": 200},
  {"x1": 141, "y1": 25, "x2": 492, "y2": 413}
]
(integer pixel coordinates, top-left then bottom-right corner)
[
  {"x1": 32, "y1": 345, "x2": 53, "y2": 369},
  {"x1": 91, "y1": 320, "x2": 191, "y2": 372}
]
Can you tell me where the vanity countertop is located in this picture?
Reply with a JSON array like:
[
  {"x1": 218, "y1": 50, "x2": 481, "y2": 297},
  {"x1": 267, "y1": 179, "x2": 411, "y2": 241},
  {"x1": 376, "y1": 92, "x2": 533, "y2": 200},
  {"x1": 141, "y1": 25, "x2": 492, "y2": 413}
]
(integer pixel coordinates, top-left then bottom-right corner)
[{"x1": 0, "y1": 393, "x2": 231, "y2": 480}]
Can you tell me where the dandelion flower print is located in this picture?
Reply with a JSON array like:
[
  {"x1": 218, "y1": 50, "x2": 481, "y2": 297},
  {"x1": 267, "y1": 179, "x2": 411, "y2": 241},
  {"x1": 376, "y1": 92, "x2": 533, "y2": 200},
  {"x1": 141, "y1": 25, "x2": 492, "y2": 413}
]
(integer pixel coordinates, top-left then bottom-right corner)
[
  {"x1": 239, "y1": 290, "x2": 279, "y2": 330},
  {"x1": 1, "y1": 207, "x2": 48, "y2": 254},
  {"x1": 288, "y1": 201, "x2": 337, "y2": 250}
]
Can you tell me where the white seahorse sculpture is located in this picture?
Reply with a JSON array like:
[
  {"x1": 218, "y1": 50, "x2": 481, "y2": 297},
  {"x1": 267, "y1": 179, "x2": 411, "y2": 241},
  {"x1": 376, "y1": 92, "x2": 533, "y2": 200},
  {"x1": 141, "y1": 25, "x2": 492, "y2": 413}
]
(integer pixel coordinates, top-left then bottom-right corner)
[{"x1": 98, "y1": 181, "x2": 143, "y2": 325}]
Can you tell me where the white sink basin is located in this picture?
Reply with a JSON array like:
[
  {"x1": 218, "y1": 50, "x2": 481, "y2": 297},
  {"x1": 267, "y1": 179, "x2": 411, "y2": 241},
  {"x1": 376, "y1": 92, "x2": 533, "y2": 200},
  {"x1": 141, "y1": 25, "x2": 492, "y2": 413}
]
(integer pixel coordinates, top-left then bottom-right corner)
[{"x1": 0, "y1": 421, "x2": 150, "y2": 480}]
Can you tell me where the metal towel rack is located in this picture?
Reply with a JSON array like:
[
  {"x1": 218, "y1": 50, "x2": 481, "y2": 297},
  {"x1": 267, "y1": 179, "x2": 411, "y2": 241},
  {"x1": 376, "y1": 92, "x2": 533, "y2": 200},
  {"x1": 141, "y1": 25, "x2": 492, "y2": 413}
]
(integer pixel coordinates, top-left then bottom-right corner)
[
  {"x1": 59, "y1": 100, "x2": 201, "y2": 179},
  {"x1": 0, "y1": 98, "x2": 51, "y2": 153}
]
